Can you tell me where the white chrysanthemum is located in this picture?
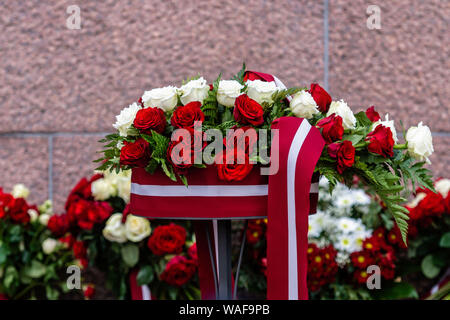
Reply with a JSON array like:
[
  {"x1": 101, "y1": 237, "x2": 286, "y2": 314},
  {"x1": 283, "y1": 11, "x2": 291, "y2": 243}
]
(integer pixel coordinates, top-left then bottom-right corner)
[
  {"x1": 351, "y1": 190, "x2": 371, "y2": 206},
  {"x1": 435, "y1": 179, "x2": 450, "y2": 198},
  {"x1": 405, "y1": 122, "x2": 434, "y2": 164},
  {"x1": 372, "y1": 114, "x2": 398, "y2": 143},
  {"x1": 216, "y1": 80, "x2": 244, "y2": 107},
  {"x1": 308, "y1": 217, "x2": 322, "y2": 238},
  {"x1": 335, "y1": 234, "x2": 358, "y2": 253},
  {"x1": 142, "y1": 86, "x2": 178, "y2": 112},
  {"x1": 113, "y1": 102, "x2": 141, "y2": 137},
  {"x1": 246, "y1": 80, "x2": 278, "y2": 105},
  {"x1": 337, "y1": 217, "x2": 359, "y2": 233},
  {"x1": 12, "y1": 184, "x2": 30, "y2": 199},
  {"x1": 326, "y1": 99, "x2": 356, "y2": 129},
  {"x1": 290, "y1": 90, "x2": 319, "y2": 119},
  {"x1": 334, "y1": 193, "x2": 356, "y2": 209},
  {"x1": 179, "y1": 77, "x2": 210, "y2": 105}
]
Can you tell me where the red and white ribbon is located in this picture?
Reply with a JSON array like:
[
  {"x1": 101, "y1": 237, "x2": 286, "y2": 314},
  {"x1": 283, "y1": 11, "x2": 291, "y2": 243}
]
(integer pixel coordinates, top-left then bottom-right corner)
[{"x1": 129, "y1": 269, "x2": 152, "y2": 300}]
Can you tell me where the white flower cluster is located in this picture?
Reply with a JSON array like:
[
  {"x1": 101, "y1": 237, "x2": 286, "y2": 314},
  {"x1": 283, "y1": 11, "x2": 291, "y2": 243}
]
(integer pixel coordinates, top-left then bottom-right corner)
[
  {"x1": 103, "y1": 213, "x2": 151, "y2": 243},
  {"x1": 91, "y1": 169, "x2": 131, "y2": 203},
  {"x1": 309, "y1": 177, "x2": 373, "y2": 266}
]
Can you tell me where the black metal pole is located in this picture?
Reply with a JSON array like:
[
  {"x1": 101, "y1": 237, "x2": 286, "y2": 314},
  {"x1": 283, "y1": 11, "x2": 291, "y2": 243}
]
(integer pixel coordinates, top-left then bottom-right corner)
[{"x1": 217, "y1": 220, "x2": 232, "y2": 299}]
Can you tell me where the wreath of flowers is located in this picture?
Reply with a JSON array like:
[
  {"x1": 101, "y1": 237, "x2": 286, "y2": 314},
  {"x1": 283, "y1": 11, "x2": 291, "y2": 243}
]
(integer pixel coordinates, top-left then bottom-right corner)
[{"x1": 97, "y1": 64, "x2": 435, "y2": 243}]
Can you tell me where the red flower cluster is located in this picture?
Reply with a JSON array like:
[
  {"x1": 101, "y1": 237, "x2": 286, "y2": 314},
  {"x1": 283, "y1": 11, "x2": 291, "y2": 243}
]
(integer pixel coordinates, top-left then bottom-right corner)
[
  {"x1": 48, "y1": 175, "x2": 113, "y2": 235},
  {"x1": 73, "y1": 240, "x2": 89, "y2": 268},
  {"x1": 160, "y1": 255, "x2": 197, "y2": 287},
  {"x1": 147, "y1": 223, "x2": 187, "y2": 255},
  {"x1": 0, "y1": 189, "x2": 32, "y2": 224},
  {"x1": 406, "y1": 184, "x2": 449, "y2": 235},
  {"x1": 167, "y1": 128, "x2": 206, "y2": 175},
  {"x1": 350, "y1": 229, "x2": 397, "y2": 284},
  {"x1": 307, "y1": 243, "x2": 338, "y2": 292},
  {"x1": 246, "y1": 219, "x2": 266, "y2": 245},
  {"x1": 0, "y1": 188, "x2": 37, "y2": 224},
  {"x1": 327, "y1": 141, "x2": 355, "y2": 174}
]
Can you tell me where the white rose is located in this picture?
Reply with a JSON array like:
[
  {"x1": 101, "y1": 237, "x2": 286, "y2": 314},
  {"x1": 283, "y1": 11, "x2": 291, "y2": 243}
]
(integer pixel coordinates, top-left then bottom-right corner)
[
  {"x1": 435, "y1": 179, "x2": 450, "y2": 198},
  {"x1": 125, "y1": 215, "x2": 151, "y2": 242},
  {"x1": 39, "y1": 213, "x2": 51, "y2": 226},
  {"x1": 12, "y1": 184, "x2": 30, "y2": 199},
  {"x1": 142, "y1": 86, "x2": 178, "y2": 112},
  {"x1": 372, "y1": 114, "x2": 398, "y2": 143},
  {"x1": 405, "y1": 122, "x2": 434, "y2": 164},
  {"x1": 326, "y1": 100, "x2": 356, "y2": 129},
  {"x1": 117, "y1": 177, "x2": 131, "y2": 203},
  {"x1": 246, "y1": 80, "x2": 278, "y2": 105},
  {"x1": 216, "y1": 80, "x2": 244, "y2": 107},
  {"x1": 27, "y1": 209, "x2": 39, "y2": 222},
  {"x1": 91, "y1": 178, "x2": 116, "y2": 201},
  {"x1": 102, "y1": 213, "x2": 127, "y2": 243},
  {"x1": 42, "y1": 238, "x2": 59, "y2": 255},
  {"x1": 179, "y1": 77, "x2": 210, "y2": 105},
  {"x1": 290, "y1": 90, "x2": 319, "y2": 119},
  {"x1": 113, "y1": 102, "x2": 141, "y2": 137}
]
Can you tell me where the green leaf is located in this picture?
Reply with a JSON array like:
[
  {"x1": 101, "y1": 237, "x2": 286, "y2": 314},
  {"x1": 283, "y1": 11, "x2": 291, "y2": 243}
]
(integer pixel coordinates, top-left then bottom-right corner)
[
  {"x1": 23, "y1": 260, "x2": 47, "y2": 278},
  {"x1": 46, "y1": 286, "x2": 60, "y2": 300},
  {"x1": 421, "y1": 254, "x2": 441, "y2": 279},
  {"x1": 377, "y1": 282, "x2": 418, "y2": 300},
  {"x1": 121, "y1": 244, "x2": 139, "y2": 268},
  {"x1": 0, "y1": 245, "x2": 10, "y2": 264},
  {"x1": 354, "y1": 111, "x2": 373, "y2": 127},
  {"x1": 439, "y1": 232, "x2": 450, "y2": 248},
  {"x1": 232, "y1": 62, "x2": 246, "y2": 84},
  {"x1": 137, "y1": 265, "x2": 154, "y2": 286}
]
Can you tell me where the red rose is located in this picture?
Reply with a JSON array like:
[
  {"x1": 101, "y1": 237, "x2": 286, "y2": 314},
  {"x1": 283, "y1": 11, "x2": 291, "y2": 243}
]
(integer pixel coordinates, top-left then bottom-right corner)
[
  {"x1": 133, "y1": 107, "x2": 166, "y2": 134},
  {"x1": 8, "y1": 197, "x2": 30, "y2": 224},
  {"x1": 160, "y1": 255, "x2": 196, "y2": 287},
  {"x1": 83, "y1": 285, "x2": 95, "y2": 299},
  {"x1": 233, "y1": 94, "x2": 264, "y2": 126},
  {"x1": 243, "y1": 71, "x2": 267, "y2": 82},
  {"x1": 171, "y1": 101, "x2": 204, "y2": 128},
  {"x1": 59, "y1": 234, "x2": 75, "y2": 248},
  {"x1": 120, "y1": 138, "x2": 151, "y2": 167},
  {"x1": 327, "y1": 141, "x2": 355, "y2": 174},
  {"x1": 188, "y1": 243, "x2": 197, "y2": 262},
  {"x1": 365, "y1": 125, "x2": 394, "y2": 158},
  {"x1": 147, "y1": 224, "x2": 187, "y2": 255},
  {"x1": 73, "y1": 240, "x2": 87, "y2": 260},
  {"x1": 216, "y1": 149, "x2": 254, "y2": 182},
  {"x1": 366, "y1": 106, "x2": 381, "y2": 122},
  {"x1": 48, "y1": 214, "x2": 70, "y2": 236},
  {"x1": 64, "y1": 175, "x2": 101, "y2": 211},
  {"x1": 308, "y1": 83, "x2": 332, "y2": 113},
  {"x1": 316, "y1": 114, "x2": 344, "y2": 144}
]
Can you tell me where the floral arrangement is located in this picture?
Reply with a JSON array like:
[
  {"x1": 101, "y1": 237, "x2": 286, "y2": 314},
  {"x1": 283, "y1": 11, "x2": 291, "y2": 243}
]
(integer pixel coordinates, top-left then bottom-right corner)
[
  {"x1": 0, "y1": 185, "x2": 84, "y2": 300},
  {"x1": 47, "y1": 172, "x2": 200, "y2": 300},
  {"x1": 97, "y1": 64, "x2": 435, "y2": 242},
  {"x1": 238, "y1": 177, "x2": 450, "y2": 300}
]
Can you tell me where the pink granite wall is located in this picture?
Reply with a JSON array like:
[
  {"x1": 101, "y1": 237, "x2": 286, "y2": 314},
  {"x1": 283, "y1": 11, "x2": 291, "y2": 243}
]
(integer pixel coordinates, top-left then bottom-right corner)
[{"x1": 0, "y1": 0, "x2": 448, "y2": 210}]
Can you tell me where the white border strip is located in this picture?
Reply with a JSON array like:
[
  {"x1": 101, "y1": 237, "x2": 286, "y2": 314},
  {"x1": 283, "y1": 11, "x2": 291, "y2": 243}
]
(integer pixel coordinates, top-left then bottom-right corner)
[
  {"x1": 141, "y1": 284, "x2": 151, "y2": 300},
  {"x1": 286, "y1": 119, "x2": 311, "y2": 300},
  {"x1": 131, "y1": 183, "x2": 269, "y2": 197}
]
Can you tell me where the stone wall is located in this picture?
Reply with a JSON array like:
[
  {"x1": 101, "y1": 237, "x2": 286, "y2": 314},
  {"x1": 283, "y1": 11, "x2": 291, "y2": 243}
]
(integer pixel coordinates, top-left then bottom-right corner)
[{"x1": 0, "y1": 0, "x2": 448, "y2": 210}]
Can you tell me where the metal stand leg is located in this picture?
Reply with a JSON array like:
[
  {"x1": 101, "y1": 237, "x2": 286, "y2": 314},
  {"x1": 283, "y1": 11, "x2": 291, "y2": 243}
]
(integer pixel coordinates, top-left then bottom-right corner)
[{"x1": 217, "y1": 220, "x2": 232, "y2": 300}]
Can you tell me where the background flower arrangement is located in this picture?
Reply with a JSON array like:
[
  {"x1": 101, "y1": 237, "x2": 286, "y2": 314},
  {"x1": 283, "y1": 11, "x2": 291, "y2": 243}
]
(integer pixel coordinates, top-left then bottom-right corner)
[
  {"x1": 97, "y1": 65, "x2": 435, "y2": 242},
  {"x1": 1, "y1": 174, "x2": 448, "y2": 300}
]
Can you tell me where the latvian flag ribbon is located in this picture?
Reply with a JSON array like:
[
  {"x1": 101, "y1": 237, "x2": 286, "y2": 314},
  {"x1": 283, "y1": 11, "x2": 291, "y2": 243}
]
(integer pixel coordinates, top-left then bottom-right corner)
[{"x1": 129, "y1": 71, "x2": 325, "y2": 300}]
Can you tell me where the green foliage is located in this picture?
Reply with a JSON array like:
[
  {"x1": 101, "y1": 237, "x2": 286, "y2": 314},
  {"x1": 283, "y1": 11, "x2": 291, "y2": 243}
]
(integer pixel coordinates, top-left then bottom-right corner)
[
  {"x1": 201, "y1": 73, "x2": 221, "y2": 125},
  {"x1": 232, "y1": 62, "x2": 246, "y2": 84},
  {"x1": 121, "y1": 244, "x2": 140, "y2": 268}
]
